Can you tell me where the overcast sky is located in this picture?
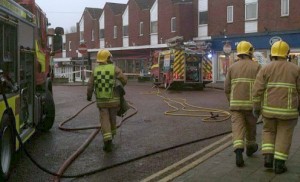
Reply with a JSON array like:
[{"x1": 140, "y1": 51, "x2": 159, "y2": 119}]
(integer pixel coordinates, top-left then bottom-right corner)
[{"x1": 35, "y1": 0, "x2": 127, "y2": 31}]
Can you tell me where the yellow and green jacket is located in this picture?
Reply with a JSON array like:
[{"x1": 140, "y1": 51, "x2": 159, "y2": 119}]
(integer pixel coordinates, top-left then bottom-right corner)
[
  {"x1": 252, "y1": 60, "x2": 300, "y2": 119},
  {"x1": 87, "y1": 63, "x2": 127, "y2": 108},
  {"x1": 224, "y1": 59, "x2": 261, "y2": 111}
]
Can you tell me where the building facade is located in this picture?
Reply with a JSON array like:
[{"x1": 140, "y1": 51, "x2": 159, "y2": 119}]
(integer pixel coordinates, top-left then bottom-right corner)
[{"x1": 54, "y1": 0, "x2": 300, "y2": 83}]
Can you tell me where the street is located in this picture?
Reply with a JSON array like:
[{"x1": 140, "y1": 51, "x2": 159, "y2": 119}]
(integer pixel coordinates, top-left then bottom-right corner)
[{"x1": 9, "y1": 81, "x2": 231, "y2": 182}]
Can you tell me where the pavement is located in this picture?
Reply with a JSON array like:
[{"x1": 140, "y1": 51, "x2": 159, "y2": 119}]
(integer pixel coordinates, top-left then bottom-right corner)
[{"x1": 142, "y1": 82, "x2": 300, "y2": 182}]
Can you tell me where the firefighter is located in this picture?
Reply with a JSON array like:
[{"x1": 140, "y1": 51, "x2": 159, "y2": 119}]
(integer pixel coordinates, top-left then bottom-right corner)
[
  {"x1": 224, "y1": 41, "x2": 261, "y2": 167},
  {"x1": 252, "y1": 40, "x2": 300, "y2": 174},
  {"x1": 87, "y1": 49, "x2": 127, "y2": 152}
]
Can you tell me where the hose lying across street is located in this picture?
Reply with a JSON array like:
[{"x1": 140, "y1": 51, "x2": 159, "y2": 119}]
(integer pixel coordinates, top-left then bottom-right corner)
[{"x1": 14, "y1": 86, "x2": 237, "y2": 180}]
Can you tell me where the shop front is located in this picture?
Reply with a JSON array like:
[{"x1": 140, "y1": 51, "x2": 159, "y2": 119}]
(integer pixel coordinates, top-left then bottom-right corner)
[
  {"x1": 88, "y1": 45, "x2": 168, "y2": 79},
  {"x1": 211, "y1": 32, "x2": 300, "y2": 82}
]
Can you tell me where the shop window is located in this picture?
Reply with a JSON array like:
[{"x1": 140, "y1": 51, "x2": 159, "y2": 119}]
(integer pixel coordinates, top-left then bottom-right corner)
[{"x1": 217, "y1": 53, "x2": 235, "y2": 81}]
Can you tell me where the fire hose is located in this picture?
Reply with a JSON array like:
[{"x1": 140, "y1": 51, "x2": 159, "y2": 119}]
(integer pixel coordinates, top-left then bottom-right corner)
[{"x1": 12, "y1": 86, "x2": 236, "y2": 180}]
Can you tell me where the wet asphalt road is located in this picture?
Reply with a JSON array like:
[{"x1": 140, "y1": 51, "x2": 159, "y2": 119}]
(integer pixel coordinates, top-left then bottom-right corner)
[{"x1": 8, "y1": 81, "x2": 231, "y2": 182}]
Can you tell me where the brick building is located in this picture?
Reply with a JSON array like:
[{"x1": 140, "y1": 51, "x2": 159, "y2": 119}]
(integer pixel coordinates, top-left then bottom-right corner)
[
  {"x1": 205, "y1": 0, "x2": 300, "y2": 81},
  {"x1": 54, "y1": 0, "x2": 300, "y2": 83}
]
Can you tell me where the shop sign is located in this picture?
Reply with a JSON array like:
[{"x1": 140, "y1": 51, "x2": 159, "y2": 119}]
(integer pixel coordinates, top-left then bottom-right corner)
[{"x1": 269, "y1": 36, "x2": 282, "y2": 46}]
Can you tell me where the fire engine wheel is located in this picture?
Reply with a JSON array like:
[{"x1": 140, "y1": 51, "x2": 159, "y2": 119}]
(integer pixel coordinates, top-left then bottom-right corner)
[
  {"x1": 37, "y1": 91, "x2": 55, "y2": 131},
  {"x1": 0, "y1": 114, "x2": 15, "y2": 180}
]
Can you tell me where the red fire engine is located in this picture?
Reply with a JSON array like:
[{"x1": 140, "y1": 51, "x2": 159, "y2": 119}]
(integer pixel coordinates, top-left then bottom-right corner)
[{"x1": 0, "y1": 0, "x2": 63, "y2": 179}]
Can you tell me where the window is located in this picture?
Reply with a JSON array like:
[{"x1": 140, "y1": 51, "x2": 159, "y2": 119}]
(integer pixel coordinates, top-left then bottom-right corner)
[
  {"x1": 171, "y1": 17, "x2": 176, "y2": 32},
  {"x1": 199, "y1": 11, "x2": 208, "y2": 25},
  {"x1": 227, "y1": 6, "x2": 233, "y2": 23},
  {"x1": 80, "y1": 31, "x2": 84, "y2": 42},
  {"x1": 281, "y1": 0, "x2": 289, "y2": 16},
  {"x1": 139, "y1": 22, "x2": 144, "y2": 36},
  {"x1": 245, "y1": 1, "x2": 258, "y2": 20},
  {"x1": 79, "y1": 19, "x2": 84, "y2": 42},
  {"x1": 0, "y1": 23, "x2": 17, "y2": 83},
  {"x1": 100, "y1": 29, "x2": 104, "y2": 39},
  {"x1": 114, "y1": 26, "x2": 117, "y2": 39},
  {"x1": 123, "y1": 25, "x2": 128, "y2": 37},
  {"x1": 68, "y1": 41, "x2": 72, "y2": 51},
  {"x1": 151, "y1": 21, "x2": 157, "y2": 34},
  {"x1": 91, "y1": 30, "x2": 94, "y2": 41}
]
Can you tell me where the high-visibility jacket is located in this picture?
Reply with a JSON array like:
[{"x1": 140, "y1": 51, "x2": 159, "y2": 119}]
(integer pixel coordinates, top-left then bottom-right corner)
[
  {"x1": 87, "y1": 63, "x2": 127, "y2": 108},
  {"x1": 252, "y1": 60, "x2": 300, "y2": 120},
  {"x1": 94, "y1": 64, "x2": 116, "y2": 99},
  {"x1": 224, "y1": 59, "x2": 261, "y2": 111}
]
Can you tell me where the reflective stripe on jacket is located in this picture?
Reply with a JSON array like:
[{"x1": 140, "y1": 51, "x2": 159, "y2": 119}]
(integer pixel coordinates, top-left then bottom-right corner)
[
  {"x1": 252, "y1": 60, "x2": 300, "y2": 119},
  {"x1": 224, "y1": 59, "x2": 261, "y2": 111}
]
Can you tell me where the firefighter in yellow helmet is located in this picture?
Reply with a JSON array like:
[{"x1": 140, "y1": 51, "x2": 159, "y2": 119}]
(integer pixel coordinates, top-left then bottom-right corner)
[
  {"x1": 252, "y1": 40, "x2": 300, "y2": 174},
  {"x1": 224, "y1": 41, "x2": 261, "y2": 167},
  {"x1": 87, "y1": 49, "x2": 127, "y2": 152}
]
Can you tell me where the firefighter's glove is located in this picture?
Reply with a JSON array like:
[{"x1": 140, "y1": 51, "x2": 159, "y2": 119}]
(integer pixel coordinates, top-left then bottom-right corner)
[
  {"x1": 252, "y1": 108, "x2": 260, "y2": 118},
  {"x1": 87, "y1": 96, "x2": 92, "y2": 101}
]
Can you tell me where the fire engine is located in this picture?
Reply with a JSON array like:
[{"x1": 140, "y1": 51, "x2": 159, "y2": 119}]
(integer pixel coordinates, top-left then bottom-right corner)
[
  {"x1": 151, "y1": 36, "x2": 212, "y2": 90},
  {"x1": 0, "y1": 0, "x2": 63, "y2": 179}
]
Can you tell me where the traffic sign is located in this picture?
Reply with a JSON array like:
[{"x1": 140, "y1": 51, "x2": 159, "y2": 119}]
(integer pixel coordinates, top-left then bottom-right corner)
[{"x1": 78, "y1": 43, "x2": 87, "y2": 54}]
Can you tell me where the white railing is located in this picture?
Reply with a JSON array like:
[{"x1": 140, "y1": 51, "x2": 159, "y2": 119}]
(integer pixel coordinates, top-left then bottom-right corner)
[{"x1": 55, "y1": 70, "x2": 140, "y2": 83}]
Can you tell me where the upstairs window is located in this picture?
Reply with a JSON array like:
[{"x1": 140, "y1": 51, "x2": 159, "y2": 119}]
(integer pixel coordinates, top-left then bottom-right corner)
[
  {"x1": 151, "y1": 21, "x2": 157, "y2": 34},
  {"x1": 199, "y1": 11, "x2": 208, "y2": 25},
  {"x1": 139, "y1": 22, "x2": 144, "y2": 36},
  {"x1": 100, "y1": 29, "x2": 104, "y2": 39},
  {"x1": 91, "y1": 30, "x2": 94, "y2": 41},
  {"x1": 123, "y1": 25, "x2": 128, "y2": 37},
  {"x1": 80, "y1": 31, "x2": 84, "y2": 42},
  {"x1": 114, "y1": 26, "x2": 117, "y2": 39},
  {"x1": 68, "y1": 41, "x2": 72, "y2": 51},
  {"x1": 281, "y1": 0, "x2": 289, "y2": 16},
  {"x1": 245, "y1": 1, "x2": 258, "y2": 20},
  {"x1": 227, "y1": 6, "x2": 233, "y2": 23},
  {"x1": 171, "y1": 17, "x2": 176, "y2": 32}
]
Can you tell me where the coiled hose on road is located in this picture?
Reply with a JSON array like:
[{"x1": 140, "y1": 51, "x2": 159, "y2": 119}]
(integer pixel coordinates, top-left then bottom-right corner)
[{"x1": 15, "y1": 86, "x2": 235, "y2": 181}]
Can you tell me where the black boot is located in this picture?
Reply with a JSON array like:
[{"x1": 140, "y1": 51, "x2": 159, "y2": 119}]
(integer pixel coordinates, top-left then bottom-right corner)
[
  {"x1": 246, "y1": 143, "x2": 258, "y2": 157},
  {"x1": 235, "y1": 149, "x2": 244, "y2": 167},
  {"x1": 103, "y1": 140, "x2": 113, "y2": 152},
  {"x1": 275, "y1": 159, "x2": 287, "y2": 174},
  {"x1": 264, "y1": 154, "x2": 274, "y2": 168}
]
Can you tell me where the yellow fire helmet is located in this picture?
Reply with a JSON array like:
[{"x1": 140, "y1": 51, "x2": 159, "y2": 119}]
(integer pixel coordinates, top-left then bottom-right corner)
[
  {"x1": 236, "y1": 41, "x2": 254, "y2": 57},
  {"x1": 271, "y1": 40, "x2": 290, "y2": 58},
  {"x1": 96, "y1": 49, "x2": 112, "y2": 63}
]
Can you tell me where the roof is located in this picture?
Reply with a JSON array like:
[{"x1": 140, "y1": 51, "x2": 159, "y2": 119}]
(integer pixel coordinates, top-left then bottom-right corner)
[
  {"x1": 85, "y1": 7, "x2": 103, "y2": 19},
  {"x1": 107, "y1": 3, "x2": 127, "y2": 15},
  {"x1": 134, "y1": 0, "x2": 155, "y2": 10}
]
